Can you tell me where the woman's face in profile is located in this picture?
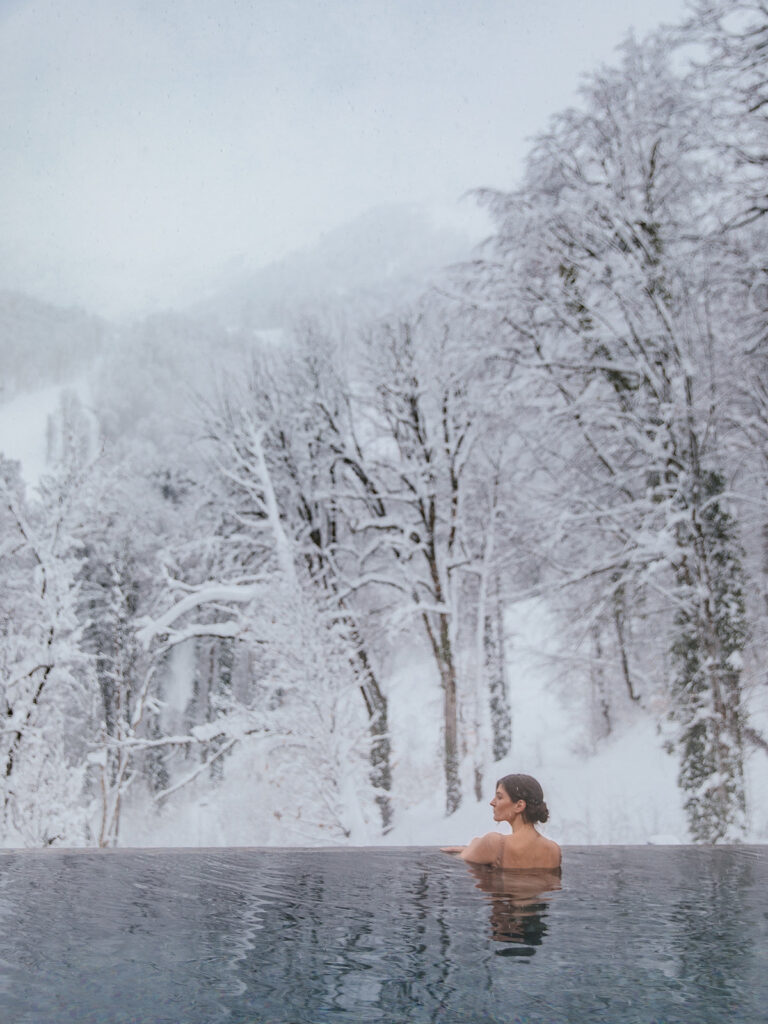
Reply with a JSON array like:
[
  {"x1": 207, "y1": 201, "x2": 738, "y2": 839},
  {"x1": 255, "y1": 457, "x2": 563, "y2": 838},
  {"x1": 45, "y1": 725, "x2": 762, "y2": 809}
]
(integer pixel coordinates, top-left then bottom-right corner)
[{"x1": 490, "y1": 784, "x2": 517, "y2": 822}]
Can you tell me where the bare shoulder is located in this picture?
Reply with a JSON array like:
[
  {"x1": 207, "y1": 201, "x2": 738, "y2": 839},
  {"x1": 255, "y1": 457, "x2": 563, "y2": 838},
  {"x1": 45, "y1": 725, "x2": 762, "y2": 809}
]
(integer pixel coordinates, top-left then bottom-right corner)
[
  {"x1": 539, "y1": 836, "x2": 562, "y2": 868},
  {"x1": 459, "y1": 831, "x2": 504, "y2": 865}
]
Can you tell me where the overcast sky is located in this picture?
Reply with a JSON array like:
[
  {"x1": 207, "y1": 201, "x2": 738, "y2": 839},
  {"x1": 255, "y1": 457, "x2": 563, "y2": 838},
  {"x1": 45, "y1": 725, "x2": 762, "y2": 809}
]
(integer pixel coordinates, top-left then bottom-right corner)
[{"x1": 0, "y1": 0, "x2": 691, "y2": 317}]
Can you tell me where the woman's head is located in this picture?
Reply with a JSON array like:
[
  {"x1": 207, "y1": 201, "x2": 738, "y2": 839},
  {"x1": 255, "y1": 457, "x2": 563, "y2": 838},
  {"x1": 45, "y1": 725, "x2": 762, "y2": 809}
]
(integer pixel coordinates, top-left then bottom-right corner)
[{"x1": 496, "y1": 774, "x2": 549, "y2": 824}]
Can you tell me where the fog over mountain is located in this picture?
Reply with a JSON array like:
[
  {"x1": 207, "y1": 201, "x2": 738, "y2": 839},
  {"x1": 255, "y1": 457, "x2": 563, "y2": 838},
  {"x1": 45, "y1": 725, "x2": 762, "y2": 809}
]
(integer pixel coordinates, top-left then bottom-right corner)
[
  {"x1": 0, "y1": 0, "x2": 690, "y2": 317},
  {"x1": 189, "y1": 203, "x2": 486, "y2": 328}
]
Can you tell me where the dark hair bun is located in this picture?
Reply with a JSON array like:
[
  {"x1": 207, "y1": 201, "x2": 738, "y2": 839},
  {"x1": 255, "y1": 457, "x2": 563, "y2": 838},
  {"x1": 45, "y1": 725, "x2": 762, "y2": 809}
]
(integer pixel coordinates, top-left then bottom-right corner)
[{"x1": 532, "y1": 801, "x2": 549, "y2": 824}]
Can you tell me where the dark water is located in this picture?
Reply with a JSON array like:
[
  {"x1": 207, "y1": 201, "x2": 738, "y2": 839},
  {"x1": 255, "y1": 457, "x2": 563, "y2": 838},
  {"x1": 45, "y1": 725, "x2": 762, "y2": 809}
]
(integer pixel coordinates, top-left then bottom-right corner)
[{"x1": 0, "y1": 845, "x2": 765, "y2": 1023}]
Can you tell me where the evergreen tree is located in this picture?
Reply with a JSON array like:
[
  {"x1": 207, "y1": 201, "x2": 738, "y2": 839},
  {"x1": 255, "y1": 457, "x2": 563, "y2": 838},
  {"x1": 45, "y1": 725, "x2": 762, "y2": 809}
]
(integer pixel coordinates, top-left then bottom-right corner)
[{"x1": 671, "y1": 472, "x2": 748, "y2": 841}]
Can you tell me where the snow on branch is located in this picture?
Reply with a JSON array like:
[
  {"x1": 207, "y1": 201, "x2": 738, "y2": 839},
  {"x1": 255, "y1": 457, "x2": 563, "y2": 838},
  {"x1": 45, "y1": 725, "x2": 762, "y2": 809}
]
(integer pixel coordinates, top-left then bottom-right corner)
[
  {"x1": 153, "y1": 738, "x2": 238, "y2": 803},
  {"x1": 152, "y1": 730, "x2": 291, "y2": 804},
  {"x1": 136, "y1": 583, "x2": 263, "y2": 648}
]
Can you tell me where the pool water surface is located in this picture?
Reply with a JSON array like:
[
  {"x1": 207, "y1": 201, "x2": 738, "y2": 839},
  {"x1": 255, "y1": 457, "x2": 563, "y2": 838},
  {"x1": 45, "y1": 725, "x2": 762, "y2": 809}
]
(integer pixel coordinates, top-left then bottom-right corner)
[{"x1": 0, "y1": 845, "x2": 764, "y2": 1023}]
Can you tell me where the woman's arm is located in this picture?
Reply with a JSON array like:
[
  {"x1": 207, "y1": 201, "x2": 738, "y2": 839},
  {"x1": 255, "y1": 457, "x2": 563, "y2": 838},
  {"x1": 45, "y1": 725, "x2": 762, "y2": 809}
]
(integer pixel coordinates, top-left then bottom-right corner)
[{"x1": 442, "y1": 833, "x2": 502, "y2": 864}]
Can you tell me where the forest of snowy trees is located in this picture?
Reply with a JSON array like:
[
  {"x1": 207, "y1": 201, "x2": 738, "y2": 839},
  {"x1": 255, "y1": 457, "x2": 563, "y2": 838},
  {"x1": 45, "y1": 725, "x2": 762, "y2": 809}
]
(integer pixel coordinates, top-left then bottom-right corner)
[{"x1": 1, "y1": 1, "x2": 767, "y2": 847}]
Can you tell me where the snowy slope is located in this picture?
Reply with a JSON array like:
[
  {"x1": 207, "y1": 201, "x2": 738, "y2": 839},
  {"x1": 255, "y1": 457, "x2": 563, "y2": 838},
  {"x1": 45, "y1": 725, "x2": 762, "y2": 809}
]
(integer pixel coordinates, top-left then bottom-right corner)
[
  {"x1": 116, "y1": 595, "x2": 768, "y2": 848},
  {"x1": 0, "y1": 377, "x2": 92, "y2": 486},
  {"x1": 0, "y1": 383, "x2": 64, "y2": 484},
  {"x1": 382, "y1": 599, "x2": 688, "y2": 848},
  {"x1": 117, "y1": 600, "x2": 708, "y2": 848}
]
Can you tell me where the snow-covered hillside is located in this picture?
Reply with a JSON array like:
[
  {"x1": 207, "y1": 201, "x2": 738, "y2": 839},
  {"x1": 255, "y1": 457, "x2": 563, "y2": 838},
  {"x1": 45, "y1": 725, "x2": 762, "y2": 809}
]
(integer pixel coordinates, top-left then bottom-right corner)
[
  {"x1": 0, "y1": 382, "x2": 66, "y2": 485},
  {"x1": 117, "y1": 605, "x2": 768, "y2": 847},
  {"x1": 0, "y1": 378, "x2": 95, "y2": 486}
]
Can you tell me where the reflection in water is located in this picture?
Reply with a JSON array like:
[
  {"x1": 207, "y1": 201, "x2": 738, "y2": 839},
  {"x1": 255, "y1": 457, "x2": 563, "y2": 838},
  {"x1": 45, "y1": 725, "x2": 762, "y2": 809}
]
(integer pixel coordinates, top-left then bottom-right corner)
[{"x1": 467, "y1": 864, "x2": 561, "y2": 956}]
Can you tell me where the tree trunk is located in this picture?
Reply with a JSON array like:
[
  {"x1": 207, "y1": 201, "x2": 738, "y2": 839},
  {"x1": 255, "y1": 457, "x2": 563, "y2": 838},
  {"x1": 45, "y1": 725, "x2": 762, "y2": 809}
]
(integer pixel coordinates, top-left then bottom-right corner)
[
  {"x1": 424, "y1": 610, "x2": 461, "y2": 814},
  {"x1": 354, "y1": 640, "x2": 393, "y2": 831},
  {"x1": 590, "y1": 625, "x2": 612, "y2": 742}
]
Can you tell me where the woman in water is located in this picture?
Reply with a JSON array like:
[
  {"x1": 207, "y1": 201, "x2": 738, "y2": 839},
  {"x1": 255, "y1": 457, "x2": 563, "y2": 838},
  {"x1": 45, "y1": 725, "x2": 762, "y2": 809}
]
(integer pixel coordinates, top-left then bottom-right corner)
[{"x1": 443, "y1": 773, "x2": 561, "y2": 870}]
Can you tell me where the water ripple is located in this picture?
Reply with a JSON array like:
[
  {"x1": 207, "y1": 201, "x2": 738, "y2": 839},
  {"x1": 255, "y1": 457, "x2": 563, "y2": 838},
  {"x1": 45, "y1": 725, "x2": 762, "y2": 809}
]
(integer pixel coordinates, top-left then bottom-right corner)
[{"x1": 0, "y1": 845, "x2": 764, "y2": 1023}]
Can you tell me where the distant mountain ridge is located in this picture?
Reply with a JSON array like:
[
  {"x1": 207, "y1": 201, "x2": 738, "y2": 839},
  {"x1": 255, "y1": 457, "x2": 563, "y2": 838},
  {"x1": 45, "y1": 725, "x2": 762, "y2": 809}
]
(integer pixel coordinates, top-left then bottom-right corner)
[{"x1": 188, "y1": 203, "x2": 481, "y2": 329}]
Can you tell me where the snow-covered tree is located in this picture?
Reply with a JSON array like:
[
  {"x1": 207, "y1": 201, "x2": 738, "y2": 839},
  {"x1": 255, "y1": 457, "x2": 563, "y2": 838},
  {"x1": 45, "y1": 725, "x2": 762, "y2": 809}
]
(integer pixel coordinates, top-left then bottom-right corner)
[
  {"x1": 686, "y1": 0, "x2": 768, "y2": 228},
  {"x1": 0, "y1": 422, "x2": 95, "y2": 846},
  {"x1": 138, "y1": 404, "x2": 378, "y2": 839},
  {"x1": 316, "y1": 299, "x2": 519, "y2": 812},
  {"x1": 465, "y1": 31, "x2": 752, "y2": 839},
  {"x1": 214, "y1": 329, "x2": 397, "y2": 828}
]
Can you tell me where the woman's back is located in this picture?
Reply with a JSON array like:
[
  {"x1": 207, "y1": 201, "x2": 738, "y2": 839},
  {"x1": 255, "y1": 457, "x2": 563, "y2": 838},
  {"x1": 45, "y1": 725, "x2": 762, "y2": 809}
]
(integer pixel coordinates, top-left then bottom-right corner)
[{"x1": 495, "y1": 830, "x2": 561, "y2": 871}]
